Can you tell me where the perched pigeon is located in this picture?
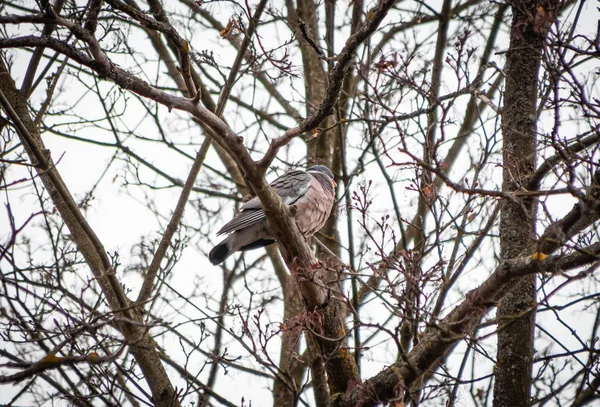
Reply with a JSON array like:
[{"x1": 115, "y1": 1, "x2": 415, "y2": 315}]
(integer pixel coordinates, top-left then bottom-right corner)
[{"x1": 209, "y1": 165, "x2": 336, "y2": 265}]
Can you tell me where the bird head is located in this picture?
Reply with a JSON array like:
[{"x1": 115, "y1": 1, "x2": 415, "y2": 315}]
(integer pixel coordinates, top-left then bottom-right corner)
[
  {"x1": 307, "y1": 165, "x2": 334, "y2": 179},
  {"x1": 307, "y1": 165, "x2": 336, "y2": 186}
]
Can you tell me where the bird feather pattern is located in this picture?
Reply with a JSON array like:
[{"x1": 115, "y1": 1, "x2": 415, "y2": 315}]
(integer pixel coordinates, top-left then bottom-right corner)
[
  {"x1": 216, "y1": 170, "x2": 311, "y2": 235},
  {"x1": 209, "y1": 166, "x2": 335, "y2": 265}
]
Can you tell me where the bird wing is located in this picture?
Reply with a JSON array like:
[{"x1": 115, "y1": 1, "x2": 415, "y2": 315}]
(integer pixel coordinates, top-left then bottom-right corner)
[{"x1": 216, "y1": 170, "x2": 311, "y2": 235}]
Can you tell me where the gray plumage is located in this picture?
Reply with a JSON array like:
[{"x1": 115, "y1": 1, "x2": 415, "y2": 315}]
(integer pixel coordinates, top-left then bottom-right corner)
[{"x1": 209, "y1": 165, "x2": 336, "y2": 265}]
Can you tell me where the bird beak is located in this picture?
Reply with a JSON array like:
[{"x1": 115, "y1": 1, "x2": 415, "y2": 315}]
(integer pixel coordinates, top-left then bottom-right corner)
[{"x1": 333, "y1": 180, "x2": 337, "y2": 187}]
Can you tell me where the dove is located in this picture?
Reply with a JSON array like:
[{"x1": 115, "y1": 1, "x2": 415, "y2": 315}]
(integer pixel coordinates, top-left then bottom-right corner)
[{"x1": 209, "y1": 165, "x2": 336, "y2": 265}]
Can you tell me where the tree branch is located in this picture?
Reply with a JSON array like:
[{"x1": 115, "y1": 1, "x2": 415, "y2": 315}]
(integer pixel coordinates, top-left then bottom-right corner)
[{"x1": 333, "y1": 241, "x2": 600, "y2": 406}]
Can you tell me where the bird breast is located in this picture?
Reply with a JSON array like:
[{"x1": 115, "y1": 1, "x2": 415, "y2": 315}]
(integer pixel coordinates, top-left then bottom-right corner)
[{"x1": 294, "y1": 173, "x2": 335, "y2": 236}]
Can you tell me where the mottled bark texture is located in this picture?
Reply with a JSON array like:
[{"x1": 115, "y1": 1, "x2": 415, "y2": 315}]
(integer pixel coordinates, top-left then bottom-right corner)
[
  {"x1": 281, "y1": 2, "x2": 351, "y2": 403},
  {"x1": 494, "y1": 1, "x2": 551, "y2": 406},
  {"x1": 289, "y1": 0, "x2": 342, "y2": 258},
  {"x1": 273, "y1": 273, "x2": 306, "y2": 406}
]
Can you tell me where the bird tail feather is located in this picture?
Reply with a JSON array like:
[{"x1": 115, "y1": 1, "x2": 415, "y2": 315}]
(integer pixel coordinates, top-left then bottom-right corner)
[{"x1": 209, "y1": 238, "x2": 231, "y2": 265}]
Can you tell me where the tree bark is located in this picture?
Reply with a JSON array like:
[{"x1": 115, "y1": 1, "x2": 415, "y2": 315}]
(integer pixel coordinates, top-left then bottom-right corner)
[
  {"x1": 494, "y1": 1, "x2": 553, "y2": 406},
  {"x1": 272, "y1": 273, "x2": 306, "y2": 406}
]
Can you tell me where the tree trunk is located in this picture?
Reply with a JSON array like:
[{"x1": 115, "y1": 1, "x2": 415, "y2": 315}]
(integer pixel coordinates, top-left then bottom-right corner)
[{"x1": 494, "y1": 1, "x2": 551, "y2": 406}]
